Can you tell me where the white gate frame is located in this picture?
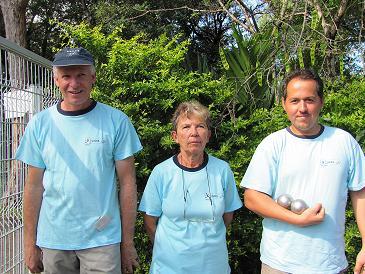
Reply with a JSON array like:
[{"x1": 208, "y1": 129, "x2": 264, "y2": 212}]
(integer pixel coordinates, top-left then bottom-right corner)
[{"x1": 0, "y1": 36, "x2": 60, "y2": 274}]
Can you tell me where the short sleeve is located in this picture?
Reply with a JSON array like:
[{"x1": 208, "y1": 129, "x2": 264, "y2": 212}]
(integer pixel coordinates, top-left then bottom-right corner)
[
  {"x1": 113, "y1": 115, "x2": 142, "y2": 160},
  {"x1": 240, "y1": 137, "x2": 278, "y2": 196},
  {"x1": 347, "y1": 140, "x2": 365, "y2": 191},
  {"x1": 139, "y1": 167, "x2": 163, "y2": 217},
  {"x1": 224, "y1": 165, "x2": 243, "y2": 212},
  {"x1": 15, "y1": 116, "x2": 46, "y2": 169}
]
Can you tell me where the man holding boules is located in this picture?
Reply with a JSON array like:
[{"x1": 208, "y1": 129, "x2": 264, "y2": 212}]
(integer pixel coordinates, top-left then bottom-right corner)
[{"x1": 241, "y1": 69, "x2": 365, "y2": 274}]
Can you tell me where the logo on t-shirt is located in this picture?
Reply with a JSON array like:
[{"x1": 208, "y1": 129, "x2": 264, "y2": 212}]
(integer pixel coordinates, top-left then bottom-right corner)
[
  {"x1": 84, "y1": 137, "x2": 105, "y2": 145},
  {"x1": 320, "y1": 159, "x2": 341, "y2": 167}
]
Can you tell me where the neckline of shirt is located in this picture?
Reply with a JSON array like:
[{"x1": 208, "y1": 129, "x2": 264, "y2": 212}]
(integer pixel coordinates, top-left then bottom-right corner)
[
  {"x1": 57, "y1": 99, "x2": 97, "y2": 116},
  {"x1": 286, "y1": 124, "x2": 324, "y2": 139},
  {"x1": 173, "y1": 152, "x2": 209, "y2": 172}
]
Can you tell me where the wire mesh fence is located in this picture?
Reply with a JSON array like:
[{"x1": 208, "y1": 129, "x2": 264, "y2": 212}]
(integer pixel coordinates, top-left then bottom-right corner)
[{"x1": 0, "y1": 37, "x2": 60, "y2": 274}]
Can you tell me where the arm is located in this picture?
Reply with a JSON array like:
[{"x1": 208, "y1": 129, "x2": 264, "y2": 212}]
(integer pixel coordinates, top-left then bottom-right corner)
[
  {"x1": 350, "y1": 187, "x2": 365, "y2": 274},
  {"x1": 244, "y1": 188, "x2": 325, "y2": 227},
  {"x1": 116, "y1": 156, "x2": 139, "y2": 273},
  {"x1": 223, "y1": 212, "x2": 234, "y2": 227},
  {"x1": 23, "y1": 165, "x2": 44, "y2": 273},
  {"x1": 143, "y1": 214, "x2": 158, "y2": 245}
]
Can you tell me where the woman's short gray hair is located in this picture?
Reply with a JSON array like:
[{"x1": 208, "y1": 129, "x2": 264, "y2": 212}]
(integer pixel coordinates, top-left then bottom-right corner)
[{"x1": 171, "y1": 100, "x2": 211, "y2": 131}]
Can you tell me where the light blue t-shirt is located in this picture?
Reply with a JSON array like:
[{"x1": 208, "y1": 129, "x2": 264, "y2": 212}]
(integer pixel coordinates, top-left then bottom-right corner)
[
  {"x1": 16, "y1": 101, "x2": 142, "y2": 250},
  {"x1": 139, "y1": 154, "x2": 243, "y2": 274},
  {"x1": 241, "y1": 126, "x2": 365, "y2": 274}
]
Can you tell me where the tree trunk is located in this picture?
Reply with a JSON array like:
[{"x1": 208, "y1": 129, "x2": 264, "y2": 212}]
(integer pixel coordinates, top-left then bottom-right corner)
[
  {"x1": 0, "y1": 0, "x2": 29, "y2": 84},
  {"x1": 0, "y1": 8, "x2": 6, "y2": 37},
  {"x1": 0, "y1": 0, "x2": 29, "y2": 210},
  {"x1": 306, "y1": 0, "x2": 348, "y2": 77},
  {"x1": 0, "y1": 0, "x2": 28, "y2": 47}
]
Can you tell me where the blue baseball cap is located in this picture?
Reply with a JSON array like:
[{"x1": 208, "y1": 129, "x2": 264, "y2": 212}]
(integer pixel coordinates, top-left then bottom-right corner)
[{"x1": 52, "y1": 47, "x2": 95, "y2": 66}]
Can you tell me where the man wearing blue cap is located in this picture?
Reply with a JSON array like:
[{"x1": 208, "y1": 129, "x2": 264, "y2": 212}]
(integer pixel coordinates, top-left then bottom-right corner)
[{"x1": 16, "y1": 47, "x2": 142, "y2": 274}]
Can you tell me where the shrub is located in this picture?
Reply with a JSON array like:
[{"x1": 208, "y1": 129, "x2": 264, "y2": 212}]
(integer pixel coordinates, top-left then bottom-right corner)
[{"x1": 60, "y1": 23, "x2": 365, "y2": 273}]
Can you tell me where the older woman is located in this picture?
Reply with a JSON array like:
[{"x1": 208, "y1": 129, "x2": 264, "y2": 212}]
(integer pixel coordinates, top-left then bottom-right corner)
[{"x1": 139, "y1": 100, "x2": 242, "y2": 274}]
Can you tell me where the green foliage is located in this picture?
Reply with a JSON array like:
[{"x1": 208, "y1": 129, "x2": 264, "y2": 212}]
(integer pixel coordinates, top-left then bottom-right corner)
[
  {"x1": 134, "y1": 212, "x2": 152, "y2": 273},
  {"x1": 262, "y1": 0, "x2": 365, "y2": 77},
  {"x1": 321, "y1": 78, "x2": 365, "y2": 149},
  {"x1": 221, "y1": 26, "x2": 277, "y2": 113},
  {"x1": 88, "y1": 0, "x2": 232, "y2": 72},
  {"x1": 59, "y1": 22, "x2": 365, "y2": 273},
  {"x1": 27, "y1": 0, "x2": 96, "y2": 59},
  {"x1": 87, "y1": 30, "x2": 235, "y2": 181}
]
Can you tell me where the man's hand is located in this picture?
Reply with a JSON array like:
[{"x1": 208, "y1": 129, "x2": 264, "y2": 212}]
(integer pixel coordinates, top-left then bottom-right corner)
[
  {"x1": 25, "y1": 244, "x2": 43, "y2": 273},
  {"x1": 23, "y1": 166, "x2": 44, "y2": 273},
  {"x1": 354, "y1": 247, "x2": 365, "y2": 274},
  {"x1": 295, "y1": 203, "x2": 325, "y2": 227},
  {"x1": 244, "y1": 189, "x2": 325, "y2": 227},
  {"x1": 121, "y1": 242, "x2": 139, "y2": 273}
]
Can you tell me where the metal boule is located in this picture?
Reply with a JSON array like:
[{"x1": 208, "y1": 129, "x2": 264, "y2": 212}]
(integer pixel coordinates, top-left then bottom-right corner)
[
  {"x1": 290, "y1": 199, "x2": 308, "y2": 214},
  {"x1": 276, "y1": 194, "x2": 293, "y2": 209}
]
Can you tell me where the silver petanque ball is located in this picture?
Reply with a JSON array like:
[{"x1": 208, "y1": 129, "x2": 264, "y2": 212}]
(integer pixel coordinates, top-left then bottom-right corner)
[
  {"x1": 290, "y1": 199, "x2": 308, "y2": 214},
  {"x1": 276, "y1": 194, "x2": 293, "y2": 209}
]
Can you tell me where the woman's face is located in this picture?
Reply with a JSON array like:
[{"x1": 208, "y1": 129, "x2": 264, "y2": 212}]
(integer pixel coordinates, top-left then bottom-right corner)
[{"x1": 172, "y1": 114, "x2": 211, "y2": 156}]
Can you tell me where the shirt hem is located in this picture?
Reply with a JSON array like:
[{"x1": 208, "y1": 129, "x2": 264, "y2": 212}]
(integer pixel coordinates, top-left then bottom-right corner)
[
  {"x1": 37, "y1": 240, "x2": 121, "y2": 250},
  {"x1": 261, "y1": 257, "x2": 348, "y2": 274}
]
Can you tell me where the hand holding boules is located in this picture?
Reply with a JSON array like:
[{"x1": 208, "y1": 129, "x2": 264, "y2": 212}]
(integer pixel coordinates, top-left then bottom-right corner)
[
  {"x1": 275, "y1": 194, "x2": 308, "y2": 214},
  {"x1": 276, "y1": 195, "x2": 324, "y2": 226},
  {"x1": 298, "y1": 203, "x2": 325, "y2": 226}
]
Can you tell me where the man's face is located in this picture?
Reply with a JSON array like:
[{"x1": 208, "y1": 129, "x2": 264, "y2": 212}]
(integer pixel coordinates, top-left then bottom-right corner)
[
  {"x1": 54, "y1": 65, "x2": 96, "y2": 111},
  {"x1": 282, "y1": 78, "x2": 323, "y2": 136}
]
